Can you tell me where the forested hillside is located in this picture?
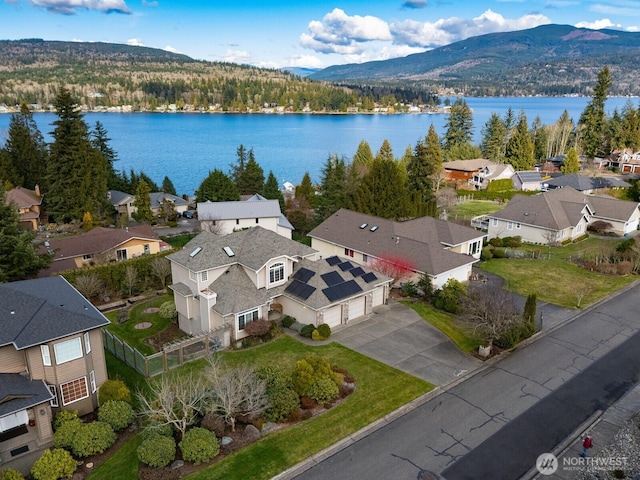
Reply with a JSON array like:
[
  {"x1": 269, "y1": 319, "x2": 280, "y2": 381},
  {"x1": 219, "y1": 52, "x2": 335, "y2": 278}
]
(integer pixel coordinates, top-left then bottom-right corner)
[{"x1": 0, "y1": 39, "x2": 435, "y2": 111}]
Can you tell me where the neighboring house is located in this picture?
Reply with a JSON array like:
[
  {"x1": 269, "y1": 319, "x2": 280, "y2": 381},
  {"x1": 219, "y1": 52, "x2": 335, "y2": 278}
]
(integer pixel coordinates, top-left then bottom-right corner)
[
  {"x1": 0, "y1": 277, "x2": 109, "y2": 466},
  {"x1": 107, "y1": 190, "x2": 189, "y2": 220},
  {"x1": 443, "y1": 159, "x2": 515, "y2": 189},
  {"x1": 40, "y1": 225, "x2": 163, "y2": 276},
  {"x1": 167, "y1": 226, "x2": 392, "y2": 344},
  {"x1": 308, "y1": 209, "x2": 485, "y2": 289},
  {"x1": 543, "y1": 174, "x2": 629, "y2": 194},
  {"x1": 603, "y1": 149, "x2": 640, "y2": 174},
  {"x1": 197, "y1": 194, "x2": 293, "y2": 238},
  {"x1": 487, "y1": 187, "x2": 640, "y2": 244},
  {"x1": 6, "y1": 186, "x2": 45, "y2": 231},
  {"x1": 512, "y1": 171, "x2": 543, "y2": 191}
]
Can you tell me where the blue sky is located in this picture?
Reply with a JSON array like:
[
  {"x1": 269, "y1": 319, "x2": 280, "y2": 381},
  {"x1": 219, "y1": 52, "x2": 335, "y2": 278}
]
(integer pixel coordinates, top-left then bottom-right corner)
[{"x1": 3, "y1": 0, "x2": 640, "y2": 69}]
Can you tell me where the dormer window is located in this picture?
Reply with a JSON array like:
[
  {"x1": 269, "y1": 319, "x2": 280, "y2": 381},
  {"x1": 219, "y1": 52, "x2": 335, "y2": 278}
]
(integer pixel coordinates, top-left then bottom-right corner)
[{"x1": 269, "y1": 262, "x2": 285, "y2": 284}]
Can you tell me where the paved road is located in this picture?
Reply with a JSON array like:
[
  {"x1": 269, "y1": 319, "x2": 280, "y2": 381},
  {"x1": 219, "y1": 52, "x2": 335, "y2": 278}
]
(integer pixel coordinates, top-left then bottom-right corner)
[{"x1": 293, "y1": 283, "x2": 640, "y2": 480}]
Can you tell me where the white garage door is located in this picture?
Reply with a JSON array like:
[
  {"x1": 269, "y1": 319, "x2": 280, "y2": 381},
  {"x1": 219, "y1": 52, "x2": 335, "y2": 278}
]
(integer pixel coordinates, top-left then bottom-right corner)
[
  {"x1": 322, "y1": 305, "x2": 342, "y2": 328},
  {"x1": 372, "y1": 286, "x2": 385, "y2": 307},
  {"x1": 349, "y1": 297, "x2": 365, "y2": 320}
]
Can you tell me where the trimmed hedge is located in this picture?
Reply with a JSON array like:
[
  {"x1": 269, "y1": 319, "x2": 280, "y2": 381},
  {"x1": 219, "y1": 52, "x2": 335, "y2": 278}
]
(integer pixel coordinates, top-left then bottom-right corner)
[
  {"x1": 98, "y1": 400, "x2": 135, "y2": 431},
  {"x1": 52, "y1": 418, "x2": 82, "y2": 450},
  {"x1": 71, "y1": 421, "x2": 116, "y2": 457},
  {"x1": 52, "y1": 410, "x2": 79, "y2": 431},
  {"x1": 31, "y1": 448, "x2": 76, "y2": 480},
  {"x1": 281, "y1": 315, "x2": 296, "y2": 328},
  {"x1": 98, "y1": 379, "x2": 132, "y2": 405},
  {"x1": 178, "y1": 427, "x2": 220, "y2": 465},
  {"x1": 299, "y1": 324, "x2": 315, "y2": 338},
  {"x1": 137, "y1": 434, "x2": 176, "y2": 468},
  {"x1": 0, "y1": 469, "x2": 24, "y2": 480}
]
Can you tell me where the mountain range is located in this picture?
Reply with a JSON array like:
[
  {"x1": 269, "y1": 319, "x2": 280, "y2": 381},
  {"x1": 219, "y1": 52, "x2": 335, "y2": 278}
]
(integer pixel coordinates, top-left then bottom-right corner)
[{"x1": 311, "y1": 24, "x2": 640, "y2": 96}]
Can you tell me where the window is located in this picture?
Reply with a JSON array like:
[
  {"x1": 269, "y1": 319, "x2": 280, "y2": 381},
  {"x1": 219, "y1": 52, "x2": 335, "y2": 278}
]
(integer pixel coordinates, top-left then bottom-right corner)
[
  {"x1": 48, "y1": 385, "x2": 58, "y2": 407},
  {"x1": 201, "y1": 271, "x2": 208, "y2": 282},
  {"x1": 144, "y1": 244, "x2": 150, "y2": 255},
  {"x1": 53, "y1": 337, "x2": 83, "y2": 365},
  {"x1": 362, "y1": 254, "x2": 368, "y2": 263},
  {"x1": 507, "y1": 222, "x2": 513, "y2": 230},
  {"x1": 60, "y1": 377, "x2": 89, "y2": 406},
  {"x1": 90, "y1": 370, "x2": 97, "y2": 393},
  {"x1": 82, "y1": 254, "x2": 93, "y2": 260},
  {"x1": 468, "y1": 241, "x2": 480, "y2": 255},
  {"x1": 41, "y1": 345, "x2": 51, "y2": 366},
  {"x1": 491, "y1": 218, "x2": 498, "y2": 227},
  {"x1": 189, "y1": 270, "x2": 196, "y2": 281},
  {"x1": 236, "y1": 219, "x2": 240, "y2": 225},
  {"x1": 269, "y1": 262, "x2": 285, "y2": 284},
  {"x1": 116, "y1": 249, "x2": 127, "y2": 261},
  {"x1": 255, "y1": 218, "x2": 259, "y2": 224},
  {"x1": 238, "y1": 309, "x2": 259, "y2": 330},
  {"x1": 344, "y1": 248, "x2": 354, "y2": 257},
  {"x1": 84, "y1": 332, "x2": 91, "y2": 354},
  {"x1": 516, "y1": 223, "x2": 521, "y2": 229}
]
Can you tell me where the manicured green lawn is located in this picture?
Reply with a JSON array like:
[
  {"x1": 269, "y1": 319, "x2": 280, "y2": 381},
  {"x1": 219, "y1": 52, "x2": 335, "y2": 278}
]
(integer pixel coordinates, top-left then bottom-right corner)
[
  {"x1": 89, "y1": 336, "x2": 433, "y2": 480},
  {"x1": 480, "y1": 238, "x2": 637, "y2": 308},
  {"x1": 451, "y1": 200, "x2": 504, "y2": 219},
  {"x1": 161, "y1": 233, "x2": 196, "y2": 248},
  {"x1": 104, "y1": 296, "x2": 175, "y2": 355},
  {"x1": 400, "y1": 300, "x2": 482, "y2": 352}
]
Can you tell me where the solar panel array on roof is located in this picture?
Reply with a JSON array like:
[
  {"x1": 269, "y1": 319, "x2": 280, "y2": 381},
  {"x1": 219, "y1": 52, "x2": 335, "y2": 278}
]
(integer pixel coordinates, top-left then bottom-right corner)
[
  {"x1": 321, "y1": 271, "x2": 344, "y2": 287},
  {"x1": 322, "y1": 280, "x2": 363, "y2": 302},
  {"x1": 517, "y1": 171, "x2": 542, "y2": 182},
  {"x1": 285, "y1": 280, "x2": 316, "y2": 300},
  {"x1": 361, "y1": 272, "x2": 378, "y2": 283},
  {"x1": 338, "y1": 261, "x2": 355, "y2": 271},
  {"x1": 349, "y1": 267, "x2": 365, "y2": 277},
  {"x1": 292, "y1": 267, "x2": 315, "y2": 283},
  {"x1": 326, "y1": 256, "x2": 341, "y2": 266}
]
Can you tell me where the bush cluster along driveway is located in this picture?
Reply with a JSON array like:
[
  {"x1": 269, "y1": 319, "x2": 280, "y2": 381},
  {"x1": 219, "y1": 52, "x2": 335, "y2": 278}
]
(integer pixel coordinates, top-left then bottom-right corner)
[{"x1": 89, "y1": 336, "x2": 432, "y2": 480}]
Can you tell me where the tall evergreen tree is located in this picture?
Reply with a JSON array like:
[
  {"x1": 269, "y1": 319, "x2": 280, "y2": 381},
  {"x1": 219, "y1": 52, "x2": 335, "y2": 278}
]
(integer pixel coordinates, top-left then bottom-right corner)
[
  {"x1": 531, "y1": 116, "x2": 547, "y2": 162},
  {"x1": 375, "y1": 139, "x2": 395, "y2": 163},
  {"x1": 295, "y1": 172, "x2": 316, "y2": 208},
  {"x1": 481, "y1": 113, "x2": 507, "y2": 163},
  {"x1": 262, "y1": 170, "x2": 285, "y2": 211},
  {"x1": 46, "y1": 86, "x2": 109, "y2": 222},
  {"x1": 561, "y1": 147, "x2": 580, "y2": 174},
  {"x1": 229, "y1": 144, "x2": 248, "y2": 185},
  {"x1": 132, "y1": 179, "x2": 153, "y2": 223},
  {"x1": 237, "y1": 149, "x2": 265, "y2": 195},
  {"x1": 505, "y1": 112, "x2": 535, "y2": 170},
  {"x1": 620, "y1": 100, "x2": 640, "y2": 151},
  {"x1": 353, "y1": 140, "x2": 373, "y2": 169},
  {"x1": 407, "y1": 124, "x2": 441, "y2": 206},
  {"x1": 2, "y1": 103, "x2": 48, "y2": 189},
  {"x1": 161, "y1": 176, "x2": 177, "y2": 196},
  {"x1": 90, "y1": 121, "x2": 118, "y2": 190},
  {"x1": 316, "y1": 154, "x2": 348, "y2": 221},
  {"x1": 443, "y1": 98, "x2": 474, "y2": 158},
  {"x1": 196, "y1": 169, "x2": 239, "y2": 202},
  {"x1": 0, "y1": 185, "x2": 51, "y2": 282},
  {"x1": 578, "y1": 66, "x2": 612, "y2": 158}
]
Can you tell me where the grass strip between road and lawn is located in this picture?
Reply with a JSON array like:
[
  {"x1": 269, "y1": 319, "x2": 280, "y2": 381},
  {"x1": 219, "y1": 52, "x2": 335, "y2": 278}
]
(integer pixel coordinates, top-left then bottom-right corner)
[
  {"x1": 89, "y1": 335, "x2": 433, "y2": 480},
  {"x1": 400, "y1": 300, "x2": 482, "y2": 352},
  {"x1": 479, "y1": 238, "x2": 637, "y2": 309}
]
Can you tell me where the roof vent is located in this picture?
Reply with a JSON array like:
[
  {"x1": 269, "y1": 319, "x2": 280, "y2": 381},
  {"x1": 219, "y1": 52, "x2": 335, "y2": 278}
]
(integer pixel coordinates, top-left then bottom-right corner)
[
  {"x1": 359, "y1": 223, "x2": 368, "y2": 229},
  {"x1": 189, "y1": 246, "x2": 203, "y2": 258},
  {"x1": 370, "y1": 225, "x2": 378, "y2": 232},
  {"x1": 223, "y1": 246, "x2": 235, "y2": 257},
  {"x1": 524, "y1": 212, "x2": 529, "y2": 216}
]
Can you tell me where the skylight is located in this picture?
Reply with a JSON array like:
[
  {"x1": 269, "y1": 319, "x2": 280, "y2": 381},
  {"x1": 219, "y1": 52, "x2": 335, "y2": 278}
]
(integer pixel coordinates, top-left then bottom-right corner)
[
  {"x1": 359, "y1": 223, "x2": 368, "y2": 229},
  {"x1": 370, "y1": 225, "x2": 378, "y2": 232},
  {"x1": 223, "y1": 246, "x2": 235, "y2": 257},
  {"x1": 189, "y1": 247, "x2": 202, "y2": 258}
]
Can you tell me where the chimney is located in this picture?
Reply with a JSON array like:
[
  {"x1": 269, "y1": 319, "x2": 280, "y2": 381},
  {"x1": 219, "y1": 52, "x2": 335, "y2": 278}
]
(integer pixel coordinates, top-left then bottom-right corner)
[{"x1": 34, "y1": 184, "x2": 40, "y2": 197}]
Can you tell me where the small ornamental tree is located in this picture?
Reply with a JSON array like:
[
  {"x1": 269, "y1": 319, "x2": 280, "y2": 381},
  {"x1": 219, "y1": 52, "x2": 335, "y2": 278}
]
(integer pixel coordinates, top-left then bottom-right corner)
[
  {"x1": 368, "y1": 254, "x2": 416, "y2": 285},
  {"x1": 244, "y1": 319, "x2": 270, "y2": 338}
]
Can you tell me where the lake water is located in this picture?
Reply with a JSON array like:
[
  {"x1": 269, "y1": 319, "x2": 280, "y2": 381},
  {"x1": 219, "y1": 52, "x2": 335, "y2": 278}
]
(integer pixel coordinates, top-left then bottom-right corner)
[{"x1": 0, "y1": 96, "x2": 635, "y2": 196}]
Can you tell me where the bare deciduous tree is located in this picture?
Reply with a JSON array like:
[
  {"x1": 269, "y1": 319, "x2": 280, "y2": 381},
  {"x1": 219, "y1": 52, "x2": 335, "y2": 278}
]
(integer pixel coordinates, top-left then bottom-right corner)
[
  {"x1": 462, "y1": 287, "x2": 522, "y2": 346},
  {"x1": 137, "y1": 373, "x2": 207, "y2": 439},
  {"x1": 542, "y1": 229, "x2": 560, "y2": 248},
  {"x1": 202, "y1": 356, "x2": 268, "y2": 432},
  {"x1": 200, "y1": 216, "x2": 225, "y2": 235},
  {"x1": 74, "y1": 273, "x2": 105, "y2": 301},
  {"x1": 150, "y1": 257, "x2": 172, "y2": 289},
  {"x1": 122, "y1": 264, "x2": 138, "y2": 297}
]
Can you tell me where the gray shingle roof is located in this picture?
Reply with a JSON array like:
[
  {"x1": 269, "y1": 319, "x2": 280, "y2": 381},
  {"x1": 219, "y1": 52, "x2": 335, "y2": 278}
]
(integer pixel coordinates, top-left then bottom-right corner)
[
  {"x1": 0, "y1": 374, "x2": 53, "y2": 417},
  {"x1": 167, "y1": 227, "x2": 317, "y2": 273},
  {"x1": 197, "y1": 199, "x2": 282, "y2": 221},
  {"x1": 308, "y1": 209, "x2": 483, "y2": 276},
  {"x1": 107, "y1": 190, "x2": 132, "y2": 206},
  {"x1": 514, "y1": 171, "x2": 543, "y2": 183},
  {"x1": 545, "y1": 174, "x2": 630, "y2": 191},
  {"x1": 0, "y1": 277, "x2": 110, "y2": 349},
  {"x1": 208, "y1": 265, "x2": 271, "y2": 316},
  {"x1": 149, "y1": 192, "x2": 189, "y2": 208}
]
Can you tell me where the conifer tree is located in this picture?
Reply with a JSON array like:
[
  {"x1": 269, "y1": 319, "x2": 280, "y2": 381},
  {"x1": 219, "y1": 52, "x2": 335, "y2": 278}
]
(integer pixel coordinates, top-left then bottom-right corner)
[
  {"x1": 90, "y1": 121, "x2": 118, "y2": 190},
  {"x1": 316, "y1": 154, "x2": 348, "y2": 221},
  {"x1": 375, "y1": 139, "x2": 395, "y2": 163},
  {"x1": 505, "y1": 112, "x2": 535, "y2": 170},
  {"x1": 561, "y1": 147, "x2": 580, "y2": 174},
  {"x1": 161, "y1": 176, "x2": 177, "y2": 196},
  {"x1": 262, "y1": 170, "x2": 285, "y2": 211},
  {"x1": 578, "y1": 66, "x2": 612, "y2": 158},
  {"x1": 443, "y1": 98, "x2": 475, "y2": 158},
  {"x1": 407, "y1": 124, "x2": 442, "y2": 206},
  {"x1": 295, "y1": 172, "x2": 316, "y2": 208},
  {"x1": 229, "y1": 144, "x2": 248, "y2": 185},
  {"x1": 132, "y1": 180, "x2": 153, "y2": 223},
  {"x1": 196, "y1": 169, "x2": 239, "y2": 203},
  {"x1": 481, "y1": 113, "x2": 507, "y2": 163},
  {"x1": 237, "y1": 149, "x2": 265, "y2": 195},
  {"x1": 353, "y1": 140, "x2": 373, "y2": 169}
]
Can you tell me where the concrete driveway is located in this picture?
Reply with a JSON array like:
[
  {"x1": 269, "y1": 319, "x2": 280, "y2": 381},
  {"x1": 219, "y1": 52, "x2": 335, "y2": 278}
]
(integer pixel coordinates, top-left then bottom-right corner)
[{"x1": 331, "y1": 299, "x2": 482, "y2": 386}]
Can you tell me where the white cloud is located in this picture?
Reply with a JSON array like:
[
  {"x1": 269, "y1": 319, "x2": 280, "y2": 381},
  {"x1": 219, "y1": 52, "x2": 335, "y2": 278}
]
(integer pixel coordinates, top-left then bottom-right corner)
[
  {"x1": 29, "y1": 0, "x2": 131, "y2": 14},
  {"x1": 301, "y1": 8, "x2": 551, "y2": 62},
  {"x1": 286, "y1": 54, "x2": 325, "y2": 69},
  {"x1": 590, "y1": 2, "x2": 640, "y2": 17},
  {"x1": 163, "y1": 45, "x2": 181, "y2": 54},
  {"x1": 575, "y1": 18, "x2": 622, "y2": 29},
  {"x1": 126, "y1": 38, "x2": 145, "y2": 47},
  {"x1": 223, "y1": 49, "x2": 251, "y2": 64},
  {"x1": 627, "y1": 25, "x2": 640, "y2": 31}
]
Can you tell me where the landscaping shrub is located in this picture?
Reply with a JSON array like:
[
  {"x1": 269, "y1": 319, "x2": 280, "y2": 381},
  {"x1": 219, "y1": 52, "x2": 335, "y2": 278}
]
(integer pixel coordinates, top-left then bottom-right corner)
[
  {"x1": 433, "y1": 279, "x2": 466, "y2": 314},
  {"x1": 263, "y1": 386, "x2": 300, "y2": 422},
  {"x1": 200, "y1": 413, "x2": 226, "y2": 437},
  {"x1": 281, "y1": 315, "x2": 296, "y2": 328},
  {"x1": 617, "y1": 261, "x2": 633, "y2": 275},
  {"x1": 98, "y1": 378, "x2": 132, "y2": 405},
  {"x1": 317, "y1": 323, "x2": 331, "y2": 339},
  {"x1": 141, "y1": 422, "x2": 174, "y2": 440},
  {"x1": 300, "y1": 396, "x2": 316, "y2": 410},
  {"x1": 98, "y1": 400, "x2": 135, "y2": 431},
  {"x1": 487, "y1": 178, "x2": 514, "y2": 192},
  {"x1": 52, "y1": 417, "x2": 82, "y2": 450},
  {"x1": 488, "y1": 237, "x2": 503, "y2": 247},
  {"x1": 137, "y1": 434, "x2": 176, "y2": 468},
  {"x1": 70, "y1": 421, "x2": 116, "y2": 457},
  {"x1": 492, "y1": 247, "x2": 506, "y2": 258},
  {"x1": 0, "y1": 468, "x2": 24, "y2": 480},
  {"x1": 311, "y1": 329, "x2": 324, "y2": 341},
  {"x1": 269, "y1": 319, "x2": 281, "y2": 336},
  {"x1": 158, "y1": 301, "x2": 177, "y2": 320},
  {"x1": 52, "y1": 410, "x2": 79, "y2": 431},
  {"x1": 244, "y1": 319, "x2": 271, "y2": 338},
  {"x1": 178, "y1": 427, "x2": 220, "y2": 465},
  {"x1": 299, "y1": 324, "x2": 315, "y2": 338},
  {"x1": 307, "y1": 376, "x2": 340, "y2": 404},
  {"x1": 502, "y1": 236, "x2": 522, "y2": 248},
  {"x1": 400, "y1": 281, "x2": 418, "y2": 297},
  {"x1": 480, "y1": 246, "x2": 494, "y2": 260},
  {"x1": 30, "y1": 448, "x2": 76, "y2": 480}
]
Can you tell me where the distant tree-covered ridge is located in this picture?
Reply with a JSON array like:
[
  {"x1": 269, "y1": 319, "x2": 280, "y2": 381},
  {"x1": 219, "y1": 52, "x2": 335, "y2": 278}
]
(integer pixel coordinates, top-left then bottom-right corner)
[{"x1": 0, "y1": 39, "x2": 436, "y2": 112}]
